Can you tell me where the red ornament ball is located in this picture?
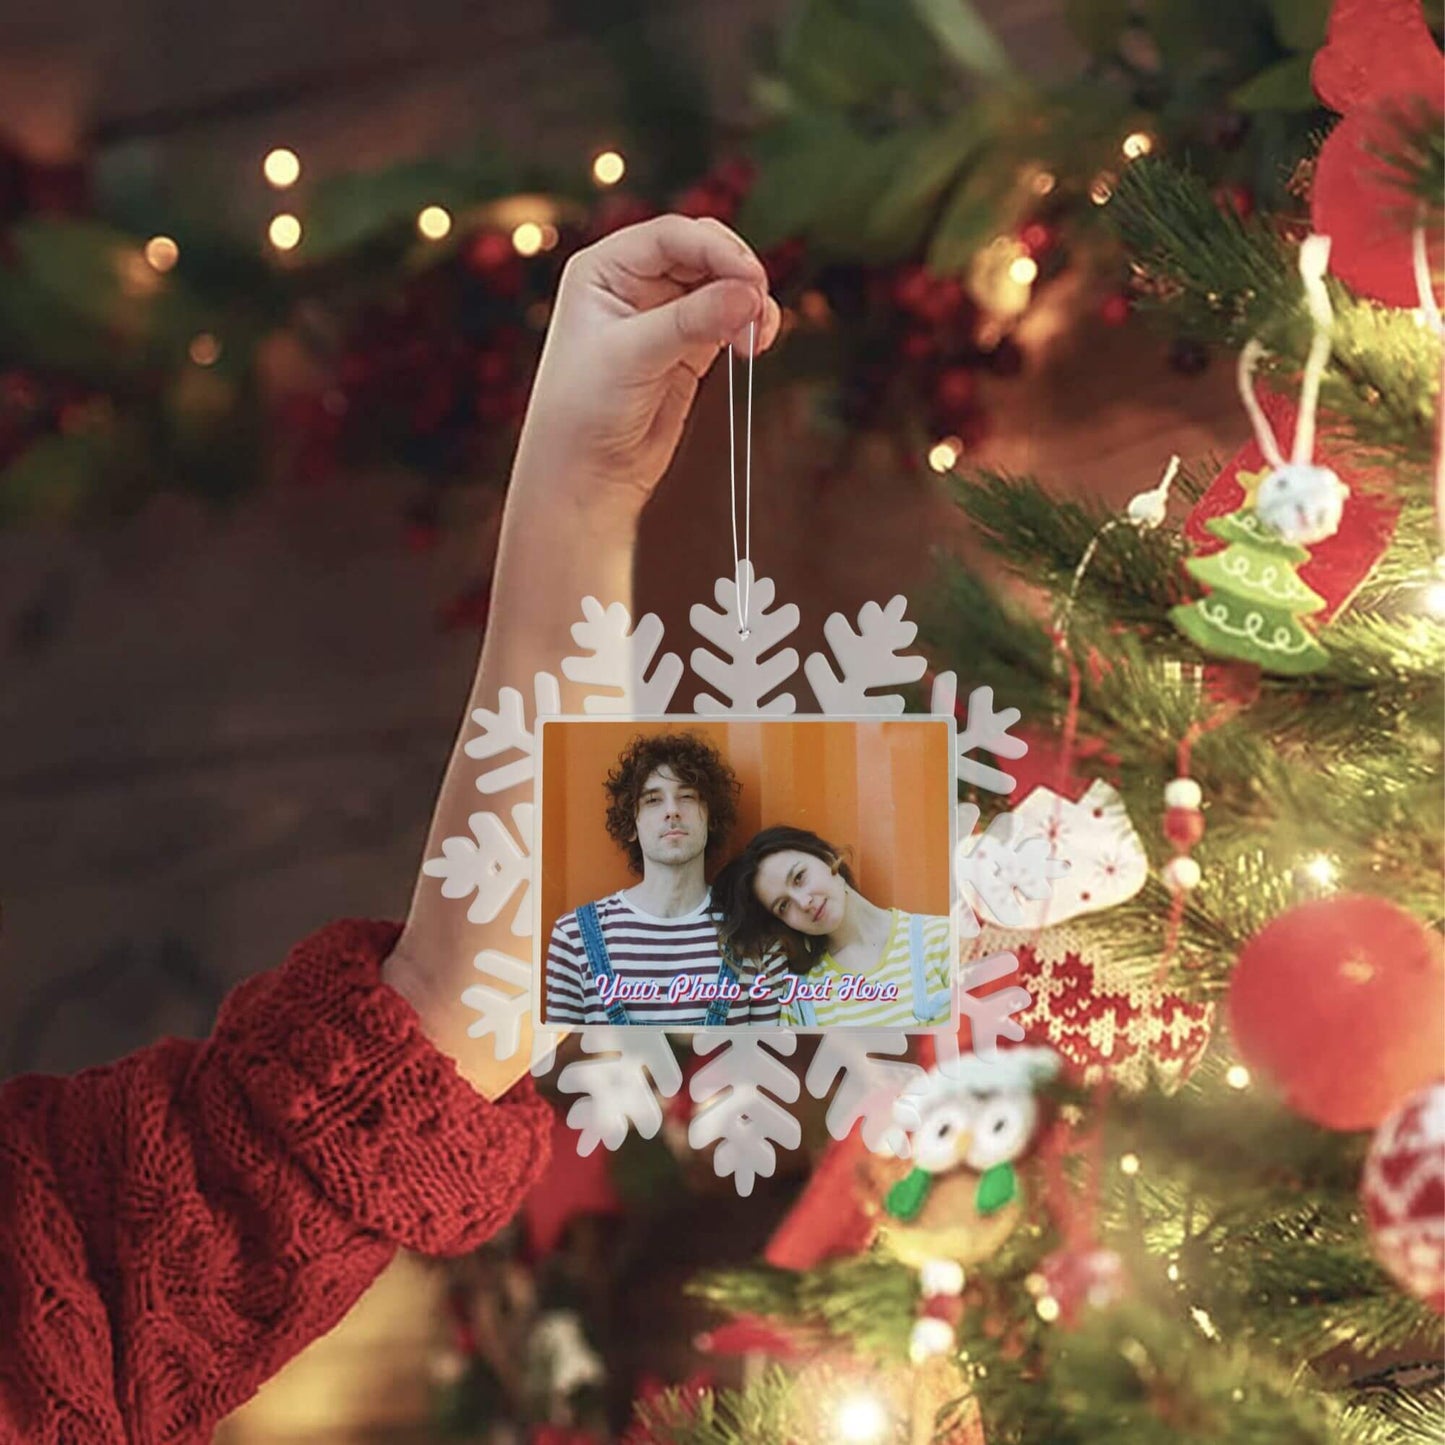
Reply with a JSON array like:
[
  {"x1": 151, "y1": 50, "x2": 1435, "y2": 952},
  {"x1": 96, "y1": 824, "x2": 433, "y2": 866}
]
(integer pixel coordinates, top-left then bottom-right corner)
[
  {"x1": 933, "y1": 366, "x2": 977, "y2": 413},
  {"x1": 466, "y1": 230, "x2": 513, "y2": 273},
  {"x1": 1362, "y1": 1081, "x2": 1445, "y2": 1313},
  {"x1": 1099, "y1": 293, "x2": 1131, "y2": 327},
  {"x1": 1163, "y1": 806, "x2": 1205, "y2": 849},
  {"x1": 1019, "y1": 220, "x2": 1056, "y2": 257},
  {"x1": 1212, "y1": 183, "x2": 1254, "y2": 219},
  {"x1": 1228, "y1": 896, "x2": 1444, "y2": 1130}
]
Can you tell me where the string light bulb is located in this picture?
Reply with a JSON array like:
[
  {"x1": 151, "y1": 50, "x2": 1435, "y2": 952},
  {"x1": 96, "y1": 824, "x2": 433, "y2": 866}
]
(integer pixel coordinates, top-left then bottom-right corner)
[
  {"x1": 144, "y1": 236, "x2": 179, "y2": 273},
  {"x1": 512, "y1": 221, "x2": 544, "y2": 257},
  {"x1": 268, "y1": 214, "x2": 302, "y2": 251},
  {"x1": 417, "y1": 205, "x2": 452, "y2": 241},
  {"x1": 1226, "y1": 1064, "x2": 1251, "y2": 1090},
  {"x1": 928, "y1": 437, "x2": 963, "y2": 473},
  {"x1": 592, "y1": 150, "x2": 626, "y2": 186},
  {"x1": 1008, "y1": 254, "x2": 1039, "y2": 286},
  {"x1": 1299, "y1": 852, "x2": 1339, "y2": 890},
  {"x1": 1421, "y1": 578, "x2": 1445, "y2": 617},
  {"x1": 1089, "y1": 174, "x2": 1115, "y2": 206},
  {"x1": 188, "y1": 333, "x2": 221, "y2": 366},
  {"x1": 263, "y1": 148, "x2": 301, "y2": 189},
  {"x1": 1119, "y1": 1152, "x2": 1141, "y2": 1176},
  {"x1": 1122, "y1": 131, "x2": 1155, "y2": 160},
  {"x1": 1035, "y1": 1294, "x2": 1062, "y2": 1323},
  {"x1": 1030, "y1": 169, "x2": 1057, "y2": 196},
  {"x1": 833, "y1": 1390, "x2": 890, "y2": 1444}
]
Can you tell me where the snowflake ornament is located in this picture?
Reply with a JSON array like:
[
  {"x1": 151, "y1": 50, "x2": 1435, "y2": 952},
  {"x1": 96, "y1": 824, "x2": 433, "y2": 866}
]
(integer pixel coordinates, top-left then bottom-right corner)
[
  {"x1": 422, "y1": 803, "x2": 534, "y2": 933},
  {"x1": 428, "y1": 562, "x2": 1071, "y2": 1195},
  {"x1": 689, "y1": 1031, "x2": 802, "y2": 1197}
]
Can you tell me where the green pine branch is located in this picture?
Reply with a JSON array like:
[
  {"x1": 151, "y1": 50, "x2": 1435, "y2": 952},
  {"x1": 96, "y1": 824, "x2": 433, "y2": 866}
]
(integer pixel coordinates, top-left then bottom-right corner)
[{"x1": 1108, "y1": 159, "x2": 1442, "y2": 469}]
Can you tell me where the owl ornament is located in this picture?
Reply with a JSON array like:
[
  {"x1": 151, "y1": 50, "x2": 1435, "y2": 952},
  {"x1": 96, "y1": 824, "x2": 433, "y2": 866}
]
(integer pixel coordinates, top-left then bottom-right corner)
[
  {"x1": 1171, "y1": 236, "x2": 1355, "y2": 676},
  {"x1": 881, "y1": 1047, "x2": 1062, "y2": 1364}
]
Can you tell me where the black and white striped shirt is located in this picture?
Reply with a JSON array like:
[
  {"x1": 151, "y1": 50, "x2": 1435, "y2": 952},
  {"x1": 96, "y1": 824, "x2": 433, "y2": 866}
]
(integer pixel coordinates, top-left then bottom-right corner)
[{"x1": 543, "y1": 889, "x2": 786, "y2": 1027}]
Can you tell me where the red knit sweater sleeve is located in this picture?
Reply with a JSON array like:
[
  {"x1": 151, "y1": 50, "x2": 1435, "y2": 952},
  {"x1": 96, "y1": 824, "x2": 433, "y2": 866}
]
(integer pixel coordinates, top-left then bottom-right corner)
[{"x1": 0, "y1": 918, "x2": 552, "y2": 1445}]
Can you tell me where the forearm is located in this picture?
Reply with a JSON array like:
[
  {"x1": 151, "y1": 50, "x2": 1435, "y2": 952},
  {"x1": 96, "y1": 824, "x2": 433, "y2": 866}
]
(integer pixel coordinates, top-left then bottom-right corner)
[{"x1": 386, "y1": 446, "x2": 642, "y2": 1092}]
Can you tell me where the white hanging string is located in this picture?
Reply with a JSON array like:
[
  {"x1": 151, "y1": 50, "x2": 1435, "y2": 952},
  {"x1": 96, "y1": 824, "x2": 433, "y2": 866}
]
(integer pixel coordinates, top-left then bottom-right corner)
[
  {"x1": 1054, "y1": 454, "x2": 1180, "y2": 647},
  {"x1": 1416, "y1": 206, "x2": 1445, "y2": 551},
  {"x1": 727, "y1": 320, "x2": 756, "y2": 636},
  {"x1": 1292, "y1": 233, "x2": 1334, "y2": 466},
  {"x1": 1412, "y1": 206, "x2": 1444, "y2": 337},
  {"x1": 1235, "y1": 234, "x2": 1335, "y2": 472},
  {"x1": 1236, "y1": 340, "x2": 1286, "y2": 471}
]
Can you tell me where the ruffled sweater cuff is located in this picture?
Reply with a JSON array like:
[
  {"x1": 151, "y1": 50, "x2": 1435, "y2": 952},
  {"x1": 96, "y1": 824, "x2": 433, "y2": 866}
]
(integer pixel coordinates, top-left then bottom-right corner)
[{"x1": 194, "y1": 918, "x2": 552, "y2": 1256}]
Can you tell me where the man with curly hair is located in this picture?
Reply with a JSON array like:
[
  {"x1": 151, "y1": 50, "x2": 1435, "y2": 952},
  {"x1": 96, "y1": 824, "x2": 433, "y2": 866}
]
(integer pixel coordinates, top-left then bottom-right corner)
[{"x1": 544, "y1": 730, "x2": 785, "y2": 1026}]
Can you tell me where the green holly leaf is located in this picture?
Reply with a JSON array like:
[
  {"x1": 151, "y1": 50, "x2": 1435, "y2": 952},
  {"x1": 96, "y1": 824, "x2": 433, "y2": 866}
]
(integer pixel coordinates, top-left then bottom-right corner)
[
  {"x1": 910, "y1": 0, "x2": 1013, "y2": 79},
  {"x1": 885, "y1": 1167, "x2": 934, "y2": 1221},
  {"x1": 974, "y1": 1162, "x2": 1018, "y2": 1215},
  {"x1": 1267, "y1": 0, "x2": 1331, "y2": 52},
  {"x1": 1231, "y1": 54, "x2": 1320, "y2": 112}
]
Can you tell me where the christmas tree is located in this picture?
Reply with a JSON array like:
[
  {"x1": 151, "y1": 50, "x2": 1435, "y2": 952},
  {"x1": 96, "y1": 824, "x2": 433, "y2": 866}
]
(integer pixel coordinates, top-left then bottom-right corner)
[{"x1": 628, "y1": 3, "x2": 1445, "y2": 1442}]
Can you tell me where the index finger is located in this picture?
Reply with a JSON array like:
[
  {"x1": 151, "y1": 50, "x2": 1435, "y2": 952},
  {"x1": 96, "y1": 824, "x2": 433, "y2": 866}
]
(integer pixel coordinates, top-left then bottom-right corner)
[{"x1": 584, "y1": 213, "x2": 768, "y2": 288}]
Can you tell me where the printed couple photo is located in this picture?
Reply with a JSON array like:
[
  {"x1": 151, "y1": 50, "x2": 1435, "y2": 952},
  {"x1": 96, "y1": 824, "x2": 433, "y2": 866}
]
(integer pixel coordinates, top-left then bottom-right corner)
[{"x1": 535, "y1": 717, "x2": 957, "y2": 1029}]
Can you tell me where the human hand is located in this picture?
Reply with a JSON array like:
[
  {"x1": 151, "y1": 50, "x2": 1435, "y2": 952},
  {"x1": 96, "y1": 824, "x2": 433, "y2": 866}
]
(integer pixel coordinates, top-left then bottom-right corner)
[{"x1": 512, "y1": 213, "x2": 783, "y2": 519}]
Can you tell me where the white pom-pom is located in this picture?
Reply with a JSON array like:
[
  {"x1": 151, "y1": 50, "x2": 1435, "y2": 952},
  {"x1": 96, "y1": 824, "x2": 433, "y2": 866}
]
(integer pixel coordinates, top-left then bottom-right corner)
[
  {"x1": 910, "y1": 1316, "x2": 956, "y2": 1362},
  {"x1": 1163, "y1": 857, "x2": 1202, "y2": 893},
  {"x1": 920, "y1": 1259, "x2": 966, "y2": 1297},
  {"x1": 1255, "y1": 463, "x2": 1349, "y2": 546},
  {"x1": 1165, "y1": 778, "x2": 1203, "y2": 810}
]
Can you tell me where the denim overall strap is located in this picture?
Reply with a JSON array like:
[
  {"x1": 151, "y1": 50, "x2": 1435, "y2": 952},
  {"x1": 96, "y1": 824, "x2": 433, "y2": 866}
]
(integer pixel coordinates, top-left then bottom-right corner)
[
  {"x1": 703, "y1": 939, "x2": 741, "y2": 1029},
  {"x1": 576, "y1": 902, "x2": 631, "y2": 1026},
  {"x1": 908, "y1": 912, "x2": 952, "y2": 1024}
]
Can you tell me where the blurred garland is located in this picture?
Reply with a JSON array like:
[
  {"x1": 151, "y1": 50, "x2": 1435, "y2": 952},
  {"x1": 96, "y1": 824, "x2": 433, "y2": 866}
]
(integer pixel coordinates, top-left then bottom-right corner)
[{"x1": 0, "y1": 0, "x2": 1365, "y2": 565}]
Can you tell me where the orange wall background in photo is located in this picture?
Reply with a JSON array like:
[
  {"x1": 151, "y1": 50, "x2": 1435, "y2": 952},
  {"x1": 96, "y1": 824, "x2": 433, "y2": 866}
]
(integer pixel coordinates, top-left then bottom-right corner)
[{"x1": 537, "y1": 718, "x2": 951, "y2": 969}]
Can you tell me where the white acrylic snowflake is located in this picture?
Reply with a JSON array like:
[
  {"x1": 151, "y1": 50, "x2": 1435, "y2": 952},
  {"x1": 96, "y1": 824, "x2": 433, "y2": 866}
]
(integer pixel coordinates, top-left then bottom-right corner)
[{"x1": 426, "y1": 562, "x2": 1069, "y2": 1195}]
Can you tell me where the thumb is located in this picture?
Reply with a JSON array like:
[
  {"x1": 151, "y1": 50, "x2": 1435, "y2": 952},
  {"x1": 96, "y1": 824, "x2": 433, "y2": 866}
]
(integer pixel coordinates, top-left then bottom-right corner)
[{"x1": 625, "y1": 278, "x2": 766, "y2": 377}]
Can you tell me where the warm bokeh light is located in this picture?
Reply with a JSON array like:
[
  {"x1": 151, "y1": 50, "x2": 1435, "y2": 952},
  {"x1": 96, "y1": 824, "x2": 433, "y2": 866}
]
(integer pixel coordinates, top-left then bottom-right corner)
[
  {"x1": 268, "y1": 213, "x2": 302, "y2": 251},
  {"x1": 1122, "y1": 131, "x2": 1155, "y2": 160},
  {"x1": 1035, "y1": 1295, "x2": 1062, "y2": 1323},
  {"x1": 144, "y1": 236, "x2": 179, "y2": 273},
  {"x1": 1031, "y1": 169, "x2": 1057, "y2": 196},
  {"x1": 263, "y1": 148, "x2": 301, "y2": 188},
  {"x1": 592, "y1": 150, "x2": 626, "y2": 186},
  {"x1": 538, "y1": 222, "x2": 560, "y2": 251},
  {"x1": 1226, "y1": 1064, "x2": 1252, "y2": 1091},
  {"x1": 1120, "y1": 1152, "x2": 1141, "y2": 1176},
  {"x1": 417, "y1": 205, "x2": 452, "y2": 240},
  {"x1": 1008, "y1": 254, "x2": 1039, "y2": 286},
  {"x1": 833, "y1": 1390, "x2": 889, "y2": 1444},
  {"x1": 188, "y1": 333, "x2": 221, "y2": 366},
  {"x1": 1300, "y1": 853, "x2": 1339, "y2": 888},
  {"x1": 928, "y1": 437, "x2": 962, "y2": 473},
  {"x1": 512, "y1": 221, "x2": 544, "y2": 256},
  {"x1": 1422, "y1": 579, "x2": 1445, "y2": 616},
  {"x1": 1090, "y1": 174, "x2": 1115, "y2": 206}
]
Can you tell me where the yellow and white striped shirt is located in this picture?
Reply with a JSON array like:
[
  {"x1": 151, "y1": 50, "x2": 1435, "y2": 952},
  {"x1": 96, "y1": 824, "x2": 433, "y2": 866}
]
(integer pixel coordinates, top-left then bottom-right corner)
[{"x1": 779, "y1": 911, "x2": 953, "y2": 1028}]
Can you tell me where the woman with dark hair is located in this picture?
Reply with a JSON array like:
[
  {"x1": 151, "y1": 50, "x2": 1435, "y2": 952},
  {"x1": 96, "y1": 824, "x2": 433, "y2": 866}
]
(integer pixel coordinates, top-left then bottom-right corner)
[{"x1": 713, "y1": 825, "x2": 953, "y2": 1027}]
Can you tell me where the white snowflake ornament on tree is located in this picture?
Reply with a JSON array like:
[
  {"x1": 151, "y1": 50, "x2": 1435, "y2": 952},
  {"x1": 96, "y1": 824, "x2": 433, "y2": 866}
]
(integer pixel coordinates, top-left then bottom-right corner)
[{"x1": 435, "y1": 569, "x2": 1068, "y2": 1195}]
